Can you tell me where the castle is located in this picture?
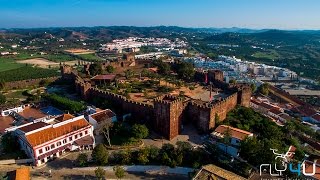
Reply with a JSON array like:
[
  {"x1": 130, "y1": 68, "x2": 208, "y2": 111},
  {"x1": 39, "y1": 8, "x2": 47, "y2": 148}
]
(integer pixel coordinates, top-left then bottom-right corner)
[{"x1": 61, "y1": 66, "x2": 252, "y2": 140}]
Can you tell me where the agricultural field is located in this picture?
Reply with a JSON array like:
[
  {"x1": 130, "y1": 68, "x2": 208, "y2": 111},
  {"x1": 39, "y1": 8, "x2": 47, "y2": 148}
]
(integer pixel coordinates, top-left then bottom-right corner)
[
  {"x1": 252, "y1": 50, "x2": 280, "y2": 60},
  {"x1": 0, "y1": 59, "x2": 24, "y2": 72},
  {"x1": 76, "y1": 53, "x2": 103, "y2": 61},
  {"x1": 0, "y1": 66, "x2": 59, "y2": 82}
]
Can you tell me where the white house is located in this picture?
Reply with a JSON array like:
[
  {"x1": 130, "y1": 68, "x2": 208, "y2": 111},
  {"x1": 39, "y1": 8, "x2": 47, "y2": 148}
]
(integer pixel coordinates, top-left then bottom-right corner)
[
  {"x1": 211, "y1": 125, "x2": 254, "y2": 157},
  {"x1": 13, "y1": 114, "x2": 94, "y2": 166},
  {"x1": 86, "y1": 109, "x2": 117, "y2": 131}
]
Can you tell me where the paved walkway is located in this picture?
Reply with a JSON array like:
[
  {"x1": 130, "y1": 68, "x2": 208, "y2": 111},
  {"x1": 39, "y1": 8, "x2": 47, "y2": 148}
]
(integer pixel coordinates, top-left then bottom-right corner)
[{"x1": 74, "y1": 165, "x2": 194, "y2": 175}]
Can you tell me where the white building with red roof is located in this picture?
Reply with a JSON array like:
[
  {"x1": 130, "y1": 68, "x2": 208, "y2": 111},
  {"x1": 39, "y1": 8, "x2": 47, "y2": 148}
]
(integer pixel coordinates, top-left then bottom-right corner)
[
  {"x1": 211, "y1": 125, "x2": 253, "y2": 157},
  {"x1": 12, "y1": 114, "x2": 94, "y2": 166},
  {"x1": 86, "y1": 109, "x2": 117, "y2": 131}
]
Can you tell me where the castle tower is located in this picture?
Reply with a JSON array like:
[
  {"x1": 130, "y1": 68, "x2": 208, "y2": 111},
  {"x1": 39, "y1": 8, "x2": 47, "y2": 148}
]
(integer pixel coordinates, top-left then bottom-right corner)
[
  {"x1": 236, "y1": 84, "x2": 252, "y2": 107},
  {"x1": 153, "y1": 95, "x2": 184, "y2": 140},
  {"x1": 208, "y1": 70, "x2": 224, "y2": 83}
]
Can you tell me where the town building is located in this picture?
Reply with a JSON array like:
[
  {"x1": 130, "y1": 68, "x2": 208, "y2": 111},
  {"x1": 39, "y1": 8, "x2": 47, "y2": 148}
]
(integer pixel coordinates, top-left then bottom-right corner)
[
  {"x1": 12, "y1": 114, "x2": 94, "y2": 166},
  {"x1": 86, "y1": 109, "x2": 117, "y2": 131},
  {"x1": 193, "y1": 164, "x2": 247, "y2": 180},
  {"x1": 210, "y1": 125, "x2": 254, "y2": 157}
]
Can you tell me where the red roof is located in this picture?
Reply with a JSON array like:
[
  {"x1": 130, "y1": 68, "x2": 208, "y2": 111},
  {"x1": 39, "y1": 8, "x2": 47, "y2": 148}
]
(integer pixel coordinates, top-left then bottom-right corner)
[
  {"x1": 90, "y1": 109, "x2": 116, "y2": 123},
  {"x1": 259, "y1": 102, "x2": 274, "y2": 110},
  {"x1": 213, "y1": 125, "x2": 253, "y2": 141},
  {"x1": 26, "y1": 118, "x2": 90, "y2": 147},
  {"x1": 55, "y1": 114, "x2": 75, "y2": 122},
  {"x1": 18, "y1": 122, "x2": 49, "y2": 133},
  {"x1": 91, "y1": 74, "x2": 116, "y2": 80},
  {"x1": 269, "y1": 108, "x2": 282, "y2": 115},
  {"x1": 312, "y1": 113, "x2": 320, "y2": 122}
]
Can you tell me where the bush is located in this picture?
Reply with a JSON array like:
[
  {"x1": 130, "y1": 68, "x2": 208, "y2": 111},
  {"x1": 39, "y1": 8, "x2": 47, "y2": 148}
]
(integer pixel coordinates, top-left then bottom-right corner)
[
  {"x1": 0, "y1": 93, "x2": 6, "y2": 104},
  {"x1": 44, "y1": 93, "x2": 86, "y2": 113},
  {"x1": 131, "y1": 124, "x2": 149, "y2": 139},
  {"x1": 95, "y1": 167, "x2": 106, "y2": 180},
  {"x1": 113, "y1": 165, "x2": 125, "y2": 179},
  {"x1": 77, "y1": 153, "x2": 88, "y2": 167},
  {"x1": 92, "y1": 144, "x2": 109, "y2": 165}
]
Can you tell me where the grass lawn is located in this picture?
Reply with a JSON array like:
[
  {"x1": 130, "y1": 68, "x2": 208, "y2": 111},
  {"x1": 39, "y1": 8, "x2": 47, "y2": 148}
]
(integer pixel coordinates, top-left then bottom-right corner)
[
  {"x1": 252, "y1": 50, "x2": 280, "y2": 60},
  {"x1": 76, "y1": 53, "x2": 103, "y2": 61},
  {"x1": 0, "y1": 59, "x2": 24, "y2": 72},
  {"x1": 4, "y1": 89, "x2": 29, "y2": 99},
  {"x1": 44, "y1": 54, "x2": 77, "y2": 62}
]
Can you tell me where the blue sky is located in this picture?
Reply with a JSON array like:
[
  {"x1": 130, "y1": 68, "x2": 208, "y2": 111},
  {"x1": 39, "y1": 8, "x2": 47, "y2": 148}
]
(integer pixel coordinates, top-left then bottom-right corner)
[{"x1": 0, "y1": 0, "x2": 319, "y2": 29}]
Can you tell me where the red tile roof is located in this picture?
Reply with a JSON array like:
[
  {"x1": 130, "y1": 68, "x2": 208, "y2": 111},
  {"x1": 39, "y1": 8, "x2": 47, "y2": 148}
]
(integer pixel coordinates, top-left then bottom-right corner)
[
  {"x1": 269, "y1": 108, "x2": 282, "y2": 115},
  {"x1": 90, "y1": 109, "x2": 116, "y2": 123},
  {"x1": 18, "y1": 122, "x2": 49, "y2": 133},
  {"x1": 26, "y1": 118, "x2": 90, "y2": 147},
  {"x1": 312, "y1": 113, "x2": 320, "y2": 122},
  {"x1": 259, "y1": 102, "x2": 274, "y2": 110},
  {"x1": 213, "y1": 125, "x2": 253, "y2": 141},
  {"x1": 55, "y1": 114, "x2": 75, "y2": 122}
]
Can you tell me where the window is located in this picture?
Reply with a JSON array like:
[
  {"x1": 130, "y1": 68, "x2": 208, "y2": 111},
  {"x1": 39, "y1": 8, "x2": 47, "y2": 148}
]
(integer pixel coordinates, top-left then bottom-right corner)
[
  {"x1": 69, "y1": 136, "x2": 73, "y2": 141},
  {"x1": 57, "y1": 142, "x2": 61, "y2": 146},
  {"x1": 51, "y1": 144, "x2": 55, "y2": 149},
  {"x1": 45, "y1": 146, "x2": 50, "y2": 151},
  {"x1": 63, "y1": 139, "x2": 67, "y2": 144},
  {"x1": 38, "y1": 149, "x2": 43, "y2": 154},
  {"x1": 85, "y1": 130, "x2": 88, "y2": 135},
  {"x1": 75, "y1": 135, "x2": 78, "y2": 139},
  {"x1": 80, "y1": 133, "x2": 83, "y2": 137}
]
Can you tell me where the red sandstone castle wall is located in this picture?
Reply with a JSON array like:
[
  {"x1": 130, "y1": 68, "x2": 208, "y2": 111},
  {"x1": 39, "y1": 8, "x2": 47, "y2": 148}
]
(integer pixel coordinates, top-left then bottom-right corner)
[{"x1": 154, "y1": 96, "x2": 184, "y2": 140}]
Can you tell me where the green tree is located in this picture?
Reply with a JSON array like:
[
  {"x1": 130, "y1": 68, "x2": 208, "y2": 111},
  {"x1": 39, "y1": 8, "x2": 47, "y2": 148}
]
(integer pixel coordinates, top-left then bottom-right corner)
[
  {"x1": 0, "y1": 79, "x2": 5, "y2": 90},
  {"x1": 175, "y1": 62, "x2": 195, "y2": 81},
  {"x1": 250, "y1": 83, "x2": 257, "y2": 92},
  {"x1": 114, "y1": 150, "x2": 132, "y2": 165},
  {"x1": 131, "y1": 124, "x2": 149, "y2": 139},
  {"x1": 229, "y1": 79, "x2": 237, "y2": 84},
  {"x1": 124, "y1": 69, "x2": 134, "y2": 79},
  {"x1": 113, "y1": 165, "x2": 125, "y2": 179},
  {"x1": 92, "y1": 144, "x2": 109, "y2": 165},
  {"x1": 106, "y1": 65, "x2": 115, "y2": 73},
  {"x1": 155, "y1": 60, "x2": 171, "y2": 75},
  {"x1": 89, "y1": 63, "x2": 103, "y2": 76},
  {"x1": 146, "y1": 145, "x2": 160, "y2": 162},
  {"x1": 1, "y1": 132, "x2": 19, "y2": 153},
  {"x1": 77, "y1": 153, "x2": 88, "y2": 167},
  {"x1": 137, "y1": 148, "x2": 149, "y2": 165},
  {"x1": 0, "y1": 93, "x2": 6, "y2": 104},
  {"x1": 258, "y1": 83, "x2": 269, "y2": 95},
  {"x1": 95, "y1": 167, "x2": 106, "y2": 180}
]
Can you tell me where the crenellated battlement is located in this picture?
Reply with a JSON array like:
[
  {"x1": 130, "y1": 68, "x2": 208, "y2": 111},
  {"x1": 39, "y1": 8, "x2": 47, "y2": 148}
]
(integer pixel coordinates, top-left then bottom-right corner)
[{"x1": 62, "y1": 65, "x2": 251, "y2": 140}]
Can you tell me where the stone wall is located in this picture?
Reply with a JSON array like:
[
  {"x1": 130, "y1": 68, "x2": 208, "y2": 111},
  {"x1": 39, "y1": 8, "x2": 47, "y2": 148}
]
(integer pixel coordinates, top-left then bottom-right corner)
[{"x1": 62, "y1": 65, "x2": 252, "y2": 140}]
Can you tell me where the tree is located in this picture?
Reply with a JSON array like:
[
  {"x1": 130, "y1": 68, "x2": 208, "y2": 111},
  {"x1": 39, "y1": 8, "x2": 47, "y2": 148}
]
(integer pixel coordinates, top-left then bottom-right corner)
[
  {"x1": 1, "y1": 132, "x2": 19, "y2": 153},
  {"x1": 258, "y1": 83, "x2": 269, "y2": 95},
  {"x1": 77, "y1": 153, "x2": 88, "y2": 167},
  {"x1": 97, "y1": 115, "x2": 113, "y2": 146},
  {"x1": 113, "y1": 165, "x2": 125, "y2": 179},
  {"x1": 175, "y1": 62, "x2": 195, "y2": 81},
  {"x1": 229, "y1": 79, "x2": 237, "y2": 84},
  {"x1": 0, "y1": 93, "x2": 6, "y2": 104},
  {"x1": 92, "y1": 144, "x2": 109, "y2": 165},
  {"x1": 106, "y1": 65, "x2": 115, "y2": 73},
  {"x1": 131, "y1": 124, "x2": 149, "y2": 139},
  {"x1": 155, "y1": 60, "x2": 171, "y2": 75},
  {"x1": 250, "y1": 83, "x2": 257, "y2": 92},
  {"x1": 146, "y1": 146, "x2": 160, "y2": 162},
  {"x1": 89, "y1": 63, "x2": 103, "y2": 76},
  {"x1": 0, "y1": 79, "x2": 5, "y2": 90},
  {"x1": 95, "y1": 167, "x2": 106, "y2": 180},
  {"x1": 137, "y1": 148, "x2": 149, "y2": 165},
  {"x1": 124, "y1": 69, "x2": 134, "y2": 79}
]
